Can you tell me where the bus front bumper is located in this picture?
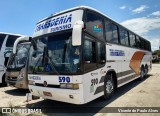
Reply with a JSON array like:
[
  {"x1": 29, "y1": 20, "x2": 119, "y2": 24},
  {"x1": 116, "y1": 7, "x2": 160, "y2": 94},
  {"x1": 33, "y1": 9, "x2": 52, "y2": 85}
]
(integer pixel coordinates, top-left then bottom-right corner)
[
  {"x1": 6, "y1": 78, "x2": 28, "y2": 89},
  {"x1": 28, "y1": 85, "x2": 84, "y2": 104}
]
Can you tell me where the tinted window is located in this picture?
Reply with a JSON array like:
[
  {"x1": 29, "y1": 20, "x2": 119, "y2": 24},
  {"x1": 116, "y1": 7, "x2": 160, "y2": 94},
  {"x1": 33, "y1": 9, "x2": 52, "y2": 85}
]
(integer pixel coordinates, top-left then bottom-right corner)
[
  {"x1": 84, "y1": 38, "x2": 96, "y2": 63},
  {"x1": 136, "y1": 36, "x2": 141, "y2": 48},
  {"x1": 144, "y1": 40, "x2": 147, "y2": 50},
  {"x1": 84, "y1": 35, "x2": 96, "y2": 71},
  {"x1": 140, "y1": 38, "x2": 145, "y2": 49},
  {"x1": 119, "y1": 28, "x2": 129, "y2": 46},
  {"x1": 129, "y1": 33, "x2": 136, "y2": 47},
  {"x1": 0, "y1": 34, "x2": 6, "y2": 50},
  {"x1": 144, "y1": 40, "x2": 151, "y2": 51},
  {"x1": 97, "y1": 42, "x2": 106, "y2": 65},
  {"x1": 145, "y1": 41, "x2": 149, "y2": 50},
  {"x1": 86, "y1": 11, "x2": 104, "y2": 41},
  {"x1": 6, "y1": 35, "x2": 20, "y2": 47},
  {"x1": 105, "y1": 20, "x2": 119, "y2": 44},
  {"x1": 149, "y1": 42, "x2": 151, "y2": 51}
]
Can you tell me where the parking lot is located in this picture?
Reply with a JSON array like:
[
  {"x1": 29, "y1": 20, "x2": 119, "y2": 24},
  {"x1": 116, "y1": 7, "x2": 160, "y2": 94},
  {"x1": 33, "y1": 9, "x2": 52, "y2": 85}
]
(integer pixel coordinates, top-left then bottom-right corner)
[{"x1": 0, "y1": 64, "x2": 160, "y2": 116}]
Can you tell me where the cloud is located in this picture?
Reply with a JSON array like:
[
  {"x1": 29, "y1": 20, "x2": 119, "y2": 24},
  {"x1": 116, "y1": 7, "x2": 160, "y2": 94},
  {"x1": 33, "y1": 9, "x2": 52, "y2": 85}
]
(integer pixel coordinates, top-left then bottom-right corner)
[
  {"x1": 121, "y1": 17, "x2": 160, "y2": 35},
  {"x1": 120, "y1": 5, "x2": 126, "y2": 10},
  {"x1": 132, "y1": 5, "x2": 148, "y2": 14},
  {"x1": 121, "y1": 17, "x2": 160, "y2": 51},
  {"x1": 148, "y1": 37, "x2": 160, "y2": 51},
  {"x1": 151, "y1": 11, "x2": 160, "y2": 17}
]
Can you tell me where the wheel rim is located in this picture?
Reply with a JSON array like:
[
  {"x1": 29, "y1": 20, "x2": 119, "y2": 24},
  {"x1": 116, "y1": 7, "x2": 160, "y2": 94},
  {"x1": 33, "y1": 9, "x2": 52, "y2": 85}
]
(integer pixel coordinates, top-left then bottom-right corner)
[
  {"x1": 106, "y1": 80, "x2": 113, "y2": 94},
  {"x1": 145, "y1": 68, "x2": 148, "y2": 75},
  {"x1": 141, "y1": 69, "x2": 144, "y2": 77}
]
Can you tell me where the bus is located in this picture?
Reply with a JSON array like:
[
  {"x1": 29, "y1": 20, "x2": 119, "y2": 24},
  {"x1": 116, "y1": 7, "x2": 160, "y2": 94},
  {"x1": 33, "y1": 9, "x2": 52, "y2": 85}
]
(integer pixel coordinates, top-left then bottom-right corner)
[
  {"x1": 0, "y1": 32, "x2": 25, "y2": 86},
  {"x1": 6, "y1": 36, "x2": 31, "y2": 89},
  {"x1": 27, "y1": 6, "x2": 152, "y2": 104}
]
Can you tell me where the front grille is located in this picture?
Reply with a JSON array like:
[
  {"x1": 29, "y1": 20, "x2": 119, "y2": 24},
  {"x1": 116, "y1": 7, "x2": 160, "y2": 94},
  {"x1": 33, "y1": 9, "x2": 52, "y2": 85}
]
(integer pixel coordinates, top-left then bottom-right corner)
[
  {"x1": 35, "y1": 83, "x2": 60, "y2": 88},
  {"x1": 7, "y1": 76, "x2": 17, "y2": 81},
  {"x1": 8, "y1": 82, "x2": 16, "y2": 85}
]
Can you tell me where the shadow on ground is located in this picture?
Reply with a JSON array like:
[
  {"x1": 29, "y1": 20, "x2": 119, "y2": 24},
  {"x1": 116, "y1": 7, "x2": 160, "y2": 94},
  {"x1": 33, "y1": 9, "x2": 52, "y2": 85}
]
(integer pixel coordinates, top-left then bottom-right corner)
[
  {"x1": 25, "y1": 75, "x2": 152, "y2": 115},
  {"x1": 0, "y1": 84, "x2": 7, "y2": 88},
  {"x1": 4, "y1": 88, "x2": 29, "y2": 96}
]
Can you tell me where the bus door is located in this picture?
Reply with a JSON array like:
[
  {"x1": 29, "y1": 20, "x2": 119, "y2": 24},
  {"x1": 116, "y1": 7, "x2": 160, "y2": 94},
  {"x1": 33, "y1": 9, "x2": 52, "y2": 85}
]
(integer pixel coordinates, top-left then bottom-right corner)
[{"x1": 83, "y1": 35, "x2": 106, "y2": 99}]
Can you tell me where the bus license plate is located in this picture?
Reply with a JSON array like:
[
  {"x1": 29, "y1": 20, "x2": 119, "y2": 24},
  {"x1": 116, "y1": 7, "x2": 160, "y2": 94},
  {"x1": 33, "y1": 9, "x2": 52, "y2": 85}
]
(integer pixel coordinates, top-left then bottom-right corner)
[{"x1": 43, "y1": 91, "x2": 52, "y2": 97}]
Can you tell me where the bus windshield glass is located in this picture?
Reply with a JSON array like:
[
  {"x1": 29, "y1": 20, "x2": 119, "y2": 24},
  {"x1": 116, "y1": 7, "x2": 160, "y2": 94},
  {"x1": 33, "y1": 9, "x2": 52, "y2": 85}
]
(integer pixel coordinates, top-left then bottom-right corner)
[
  {"x1": 28, "y1": 31, "x2": 81, "y2": 74},
  {"x1": 7, "y1": 44, "x2": 30, "y2": 69}
]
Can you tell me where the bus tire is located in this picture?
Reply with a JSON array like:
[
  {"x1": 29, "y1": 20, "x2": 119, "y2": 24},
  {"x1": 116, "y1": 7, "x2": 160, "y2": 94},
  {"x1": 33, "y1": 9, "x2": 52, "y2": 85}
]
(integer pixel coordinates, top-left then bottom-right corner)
[
  {"x1": 145, "y1": 65, "x2": 148, "y2": 77},
  {"x1": 103, "y1": 74, "x2": 114, "y2": 100},
  {"x1": 140, "y1": 66, "x2": 145, "y2": 81},
  {"x1": 2, "y1": 74, "x2": 7, "y2": 87}
]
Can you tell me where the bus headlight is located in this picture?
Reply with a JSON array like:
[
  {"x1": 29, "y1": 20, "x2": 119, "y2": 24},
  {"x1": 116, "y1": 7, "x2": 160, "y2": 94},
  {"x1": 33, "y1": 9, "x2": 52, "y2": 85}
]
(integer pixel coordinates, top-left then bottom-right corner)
[
  {"x1": 18, "y1": 72, "x2": 25, "y2": 80},
  {"x1": 21, "y1": 72, "x2": 25, "y2": 78},
  {"x1": 60, "y1": 83, "x2": 79, "y2": 89},
  {"x1": 29, "y1": 80, "x2": 35, "y2": 85}
]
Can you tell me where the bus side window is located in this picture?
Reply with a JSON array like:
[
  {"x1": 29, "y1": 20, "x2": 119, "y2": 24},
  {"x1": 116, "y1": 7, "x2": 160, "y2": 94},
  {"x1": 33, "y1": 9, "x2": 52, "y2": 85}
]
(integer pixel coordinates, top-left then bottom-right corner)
[
  {"x1": 144, "y1": 40, "x2": 150, "y2": 51},
  {"x1": 6, "y1": 35, "x2": 20, "y2": 47},
  {"x1": 140, "y1": 38, "x2": 145, "y2": 49},
  {"x1": 136, "y1": 36, "x2": 141, "y2": 48},
  {"x1": 97, "y1": 42, "x2": 106, "y2": 65},
  {"x1": 84, "y1": 36, "x2": 97, "y2": 71},
  {"x1": 105, "y1": 20, "x2": 119, "y2": 44},
  {"x1": 86, "y1": 11, "x2": 104, "y2": 41},
  {"x1": 129, "y1": 33, "x2": 136, "y2": 47},
  {"x1": 0, "y1": 34, "x2": 6, "y2": 51},
  {"x1": 119, "y1": 27, "x2": 129, "y2": 46}
]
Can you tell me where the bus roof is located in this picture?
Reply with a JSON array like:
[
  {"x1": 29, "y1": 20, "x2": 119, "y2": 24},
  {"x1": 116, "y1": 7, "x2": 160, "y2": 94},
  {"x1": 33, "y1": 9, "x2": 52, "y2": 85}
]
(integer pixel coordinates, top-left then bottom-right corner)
[
  {"x1": 37, "y1": 6, "x2": 150, "y2": 42},
  {"x1": 37, "y1": 6, "x2": 113, "y2": 23},
  {"x1": 0, "y1": 32, "x2": 26, "y2": 37}
]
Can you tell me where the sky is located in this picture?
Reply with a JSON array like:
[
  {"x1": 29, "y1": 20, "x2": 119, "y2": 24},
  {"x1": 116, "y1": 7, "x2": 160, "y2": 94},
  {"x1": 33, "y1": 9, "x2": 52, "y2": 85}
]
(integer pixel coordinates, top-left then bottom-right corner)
[{"x1": 0, "y1": 0, "x2": 160, "y2": 51}]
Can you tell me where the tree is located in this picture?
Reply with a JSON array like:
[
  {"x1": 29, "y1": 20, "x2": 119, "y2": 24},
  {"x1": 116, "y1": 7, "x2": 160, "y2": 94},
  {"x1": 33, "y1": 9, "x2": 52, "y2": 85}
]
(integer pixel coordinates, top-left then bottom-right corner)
[{"x1": 153, "y1": 50, "x2": 160, "y2": 57}]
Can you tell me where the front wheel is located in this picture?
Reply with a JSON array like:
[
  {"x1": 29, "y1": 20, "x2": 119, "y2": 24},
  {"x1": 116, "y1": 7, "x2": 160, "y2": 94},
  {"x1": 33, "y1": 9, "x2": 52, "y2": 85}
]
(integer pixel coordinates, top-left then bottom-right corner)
[
  {"x1": 103, "y1": 74, "x2": 114, "y2": 100},
  {"x1": 144, "y1": 66, "x2": 148, "y2": 77}
]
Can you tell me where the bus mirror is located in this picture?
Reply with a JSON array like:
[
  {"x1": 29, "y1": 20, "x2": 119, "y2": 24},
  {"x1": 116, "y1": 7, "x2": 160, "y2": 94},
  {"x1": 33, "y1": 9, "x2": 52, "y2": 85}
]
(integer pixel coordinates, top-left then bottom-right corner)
[
  {"x1": 29, "y1": 37, "x2": 32, "y2": 41},
  {"x1": 31, "y1": 39, "x2": 37, "y2": 50},
  {"x1": 72, "y1": 20, "x2": 84, "y2": 46},
  {"x1": 32, "y1": 52, "x2": 37, "y2": 58},
  {"x1": 13, "y1": 36, "x2": 30, "y2": 54}
]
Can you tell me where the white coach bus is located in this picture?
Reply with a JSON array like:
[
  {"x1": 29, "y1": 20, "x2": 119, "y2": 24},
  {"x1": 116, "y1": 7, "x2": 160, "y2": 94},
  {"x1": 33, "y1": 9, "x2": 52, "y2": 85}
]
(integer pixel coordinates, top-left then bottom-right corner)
[
  {"x1": 28, "y1": 6, "x2": 152, "y2": 104},
  {"x1": 6, "y1": 36, "x2": 31, "y2": 89},
  {"x1": 0, "y1": 32, "x2": 24, "y2": 86}
]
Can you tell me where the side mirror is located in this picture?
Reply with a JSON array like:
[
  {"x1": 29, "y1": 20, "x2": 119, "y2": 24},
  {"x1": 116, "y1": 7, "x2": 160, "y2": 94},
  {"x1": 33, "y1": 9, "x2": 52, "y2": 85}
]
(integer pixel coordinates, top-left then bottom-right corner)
[
  {"x1": 72, "y1": 20, "x2": 84, "y2": 46},
  {"x1": 32, "y1": 51, "x2": 37, "y2": 58},
  {"x1": 13, "y1": 36, "x2": 30, "y2": 54},
  {"x1": 31, "y1": 39, "x2": 37, "y2": 51}
]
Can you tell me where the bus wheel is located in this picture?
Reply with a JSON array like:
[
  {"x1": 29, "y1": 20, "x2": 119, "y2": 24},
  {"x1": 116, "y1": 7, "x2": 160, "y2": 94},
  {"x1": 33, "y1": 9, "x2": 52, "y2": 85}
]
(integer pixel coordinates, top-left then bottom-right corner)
[
  {"x1": 144, "y1": 65, "x2": 148, "y2": 77},
  {"x1": 103, "y1": 74, "x2": 114, "y2": 100},
  {"x1": 140, "y1": 67, "x2": 145, "y2": 81}
]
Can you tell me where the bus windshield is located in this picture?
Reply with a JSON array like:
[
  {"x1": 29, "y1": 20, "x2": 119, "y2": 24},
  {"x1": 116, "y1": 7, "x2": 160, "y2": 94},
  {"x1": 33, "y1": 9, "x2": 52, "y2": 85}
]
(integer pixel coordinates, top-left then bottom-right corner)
[
  {"x1": 28, "y1": 31, "x2": 81, "y2": 74},
  {"x1": 7, "y1": 44, "x2": 30, "y2": 69}
]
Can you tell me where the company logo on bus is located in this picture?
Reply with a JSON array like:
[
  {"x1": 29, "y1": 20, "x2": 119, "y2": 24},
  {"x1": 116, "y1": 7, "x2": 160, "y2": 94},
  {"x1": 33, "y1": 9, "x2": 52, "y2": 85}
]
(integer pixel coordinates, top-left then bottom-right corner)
[
  {"x1": 29, "y1": 76, "x2": 41, "y2": 80},
  {"x1": 110, "y1": 49, "x2": 125, "y2": 56},
  {"x1": 35, "y1": 14, "x2": 72, "y2": 33},
  {"x1": 93, "y1": 24, "x2": 102, "y2": 32}
]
